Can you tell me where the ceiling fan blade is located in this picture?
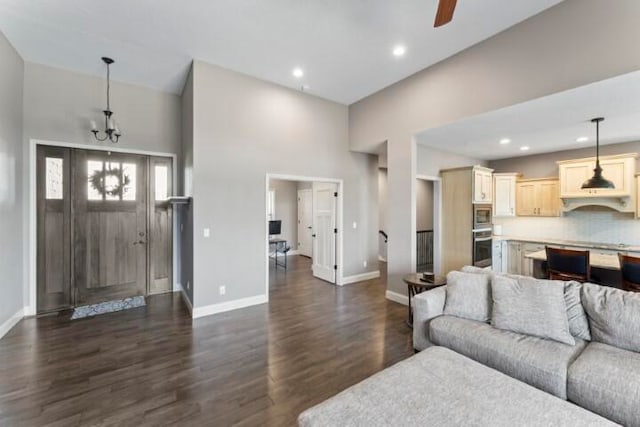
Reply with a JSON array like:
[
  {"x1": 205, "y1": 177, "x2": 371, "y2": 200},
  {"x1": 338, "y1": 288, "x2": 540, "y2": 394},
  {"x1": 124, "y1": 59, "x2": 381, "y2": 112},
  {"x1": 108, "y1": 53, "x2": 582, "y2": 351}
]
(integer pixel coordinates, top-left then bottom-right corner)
[{"x1": 434, "y1": 0, "x2": 457, "y2": 27}]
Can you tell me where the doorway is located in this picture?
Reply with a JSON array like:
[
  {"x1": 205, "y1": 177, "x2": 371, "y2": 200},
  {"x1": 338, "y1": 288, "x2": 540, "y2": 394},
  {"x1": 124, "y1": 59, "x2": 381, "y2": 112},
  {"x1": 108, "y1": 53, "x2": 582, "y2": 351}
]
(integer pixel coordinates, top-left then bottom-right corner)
[
  {"x1": 416, "y1": 175, "x2": 442, "y2": 275},
  {"x1": 36, "y1": 145, "x2": 173, "y2": 313},
  {"x1": 266, "y1": 175, "x2": 342, "y2": 289}
]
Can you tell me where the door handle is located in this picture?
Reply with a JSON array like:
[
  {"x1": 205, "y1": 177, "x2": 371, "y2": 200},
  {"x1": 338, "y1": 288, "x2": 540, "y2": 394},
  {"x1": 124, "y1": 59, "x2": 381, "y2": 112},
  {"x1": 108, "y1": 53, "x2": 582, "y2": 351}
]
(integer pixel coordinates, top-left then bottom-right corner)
[
  {"x1": 307, "y1": 226, "x2": 312, "y2": 229},
  {"x1": 312, "y1": 234, "x2": 316, "y2": 238},
  {"x1": 133, "y1": 240, "x2": 146, "y2": 245}
]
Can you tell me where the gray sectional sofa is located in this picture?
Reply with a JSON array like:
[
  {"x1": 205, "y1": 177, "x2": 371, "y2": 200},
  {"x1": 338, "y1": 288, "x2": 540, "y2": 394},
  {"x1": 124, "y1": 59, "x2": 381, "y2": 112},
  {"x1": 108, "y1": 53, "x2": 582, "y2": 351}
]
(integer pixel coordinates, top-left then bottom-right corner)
[{"x1": 413, "y1": 268, "x2": 640, "y2": 427}]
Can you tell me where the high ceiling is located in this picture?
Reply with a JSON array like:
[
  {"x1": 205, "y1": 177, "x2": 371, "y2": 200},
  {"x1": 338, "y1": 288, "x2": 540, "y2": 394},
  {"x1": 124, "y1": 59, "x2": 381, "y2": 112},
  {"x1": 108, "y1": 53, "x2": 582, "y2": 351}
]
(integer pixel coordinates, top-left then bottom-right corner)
[
  {"x1": 415, "y1": 70, "x2": 640, "y2": 160},
  {"x1": 0, "y1": 0, "x2": 562, "y2": 104}
]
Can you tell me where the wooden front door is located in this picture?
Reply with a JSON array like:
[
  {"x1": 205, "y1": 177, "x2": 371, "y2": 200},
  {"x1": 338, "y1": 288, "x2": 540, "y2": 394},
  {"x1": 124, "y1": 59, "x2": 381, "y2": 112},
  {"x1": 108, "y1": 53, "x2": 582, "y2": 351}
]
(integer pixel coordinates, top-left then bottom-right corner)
[{"x1": 73, "y1": 150, "x2": 148, "y2": 305}]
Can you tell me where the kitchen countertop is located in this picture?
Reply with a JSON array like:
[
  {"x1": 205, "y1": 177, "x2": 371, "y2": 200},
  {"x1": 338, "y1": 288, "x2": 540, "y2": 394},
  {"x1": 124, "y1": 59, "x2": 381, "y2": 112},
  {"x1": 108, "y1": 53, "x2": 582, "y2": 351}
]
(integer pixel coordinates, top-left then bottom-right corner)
[
  {"x1": 492, "y1": 235, "x2": 640, "y2": 252},
  {"x1": 525, "y1": 249, "x2": 620, "y2": 270}
]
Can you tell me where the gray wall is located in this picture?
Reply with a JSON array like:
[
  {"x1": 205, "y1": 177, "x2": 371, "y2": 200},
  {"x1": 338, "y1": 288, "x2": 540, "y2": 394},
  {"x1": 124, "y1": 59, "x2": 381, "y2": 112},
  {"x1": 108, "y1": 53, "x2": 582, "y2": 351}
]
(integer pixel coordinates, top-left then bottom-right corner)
[
  {"x1": 180, "y1": 66, "x2": 194, "y2": 304},
  {"x1": 416, "y1": 179, "x2": 433, "y2": 231},
  {"x1": 191, "y1": 60, "x2": 379, "y2": 309},
  {"x1": 23, "y1": 63, "x2": 182, "y2": 156},
  {"x1": 0, "y1": 31, "x2": 24, "y2": 330},
  {"x1": 269, "y1": 179, "x2": 298, "y2": 249},
  {"x1": 348, "y1": 0, "x2": 640, "y2": 298},
  {"x1": 489, "y1": 140, "x2": 640, "y2": 179}
]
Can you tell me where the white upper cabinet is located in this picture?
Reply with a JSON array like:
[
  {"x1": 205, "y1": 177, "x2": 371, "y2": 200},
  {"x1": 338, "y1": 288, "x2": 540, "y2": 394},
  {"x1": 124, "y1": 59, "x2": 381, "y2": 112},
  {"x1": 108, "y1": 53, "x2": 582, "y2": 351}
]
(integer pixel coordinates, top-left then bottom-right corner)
[
  {"x1": 557, "y1": 153, "x2": 637, "y2": 213},
  {"x1": 558, "y1": 154, "x2": 636, "y2": 198},
  {"x1": 493, "y1": 173, "x2": 519, "y2": 217},
  {"x1": 472, "y1": 166, "x2": 494, "y2": 204}
]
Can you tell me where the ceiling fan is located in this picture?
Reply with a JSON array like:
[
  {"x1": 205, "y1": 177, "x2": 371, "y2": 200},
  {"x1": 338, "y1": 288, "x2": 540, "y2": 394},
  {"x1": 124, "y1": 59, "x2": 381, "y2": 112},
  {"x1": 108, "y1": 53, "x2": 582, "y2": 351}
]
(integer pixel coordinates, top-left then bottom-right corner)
[{"x1": 434, "y1": 0, "x2": 457, "y2": 27}]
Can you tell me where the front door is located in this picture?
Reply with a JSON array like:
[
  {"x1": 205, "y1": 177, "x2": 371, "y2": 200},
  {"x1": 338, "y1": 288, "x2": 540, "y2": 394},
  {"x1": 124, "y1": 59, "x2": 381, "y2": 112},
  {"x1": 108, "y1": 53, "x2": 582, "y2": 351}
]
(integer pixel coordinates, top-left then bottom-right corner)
[
  {"x1": 312, "y1": 182, "x2": 337, "y2": 283},
  {"x1": 73, "y1": 150, "x2": 148, "y2": 305},
  {"x1": 297, "y1": 189, "x2": 313, "y2": 258}
]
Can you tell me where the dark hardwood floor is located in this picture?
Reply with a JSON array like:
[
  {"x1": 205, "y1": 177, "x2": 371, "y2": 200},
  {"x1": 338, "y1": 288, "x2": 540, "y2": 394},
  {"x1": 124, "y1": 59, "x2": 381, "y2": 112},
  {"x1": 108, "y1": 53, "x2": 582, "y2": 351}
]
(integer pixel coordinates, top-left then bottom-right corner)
[{"x1": 0, "y1": 256, "x2": 413, "y2": 426}]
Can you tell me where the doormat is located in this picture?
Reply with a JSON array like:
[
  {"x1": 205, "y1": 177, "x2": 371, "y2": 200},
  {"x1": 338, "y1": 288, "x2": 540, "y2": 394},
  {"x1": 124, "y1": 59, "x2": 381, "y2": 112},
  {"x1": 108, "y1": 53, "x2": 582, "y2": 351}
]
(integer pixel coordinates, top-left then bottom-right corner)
[{"x1": 70, "y1": 296, "x2": 146, "y2": 320}]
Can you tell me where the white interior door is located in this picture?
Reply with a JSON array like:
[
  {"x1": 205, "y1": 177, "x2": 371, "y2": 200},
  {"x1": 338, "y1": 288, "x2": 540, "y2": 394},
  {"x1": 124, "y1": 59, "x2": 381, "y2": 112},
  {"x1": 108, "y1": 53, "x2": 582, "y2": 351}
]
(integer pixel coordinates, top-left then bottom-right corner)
[
  {"x1": 297, "y1": 189, "x2": 313, "y2": 257},
  {"x1": 312, "y1": 182, "x2": 337, "y2": 283}
]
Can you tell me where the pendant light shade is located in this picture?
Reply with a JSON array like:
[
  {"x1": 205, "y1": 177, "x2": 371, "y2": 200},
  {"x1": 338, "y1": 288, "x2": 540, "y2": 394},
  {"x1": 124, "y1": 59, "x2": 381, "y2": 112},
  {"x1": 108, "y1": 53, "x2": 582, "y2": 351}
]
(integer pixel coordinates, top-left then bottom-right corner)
[{"x1": 581, "y1": 117, "x2": 614, "y2": 189}]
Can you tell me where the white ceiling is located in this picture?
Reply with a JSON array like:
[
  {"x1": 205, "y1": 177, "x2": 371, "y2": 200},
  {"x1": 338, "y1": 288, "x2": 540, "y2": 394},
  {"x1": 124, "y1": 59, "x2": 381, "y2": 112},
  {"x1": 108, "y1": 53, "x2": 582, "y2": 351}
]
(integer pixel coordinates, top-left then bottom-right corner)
[
  {"x1": 415, "y1": 70, "x2": 640, "y2": 160},
  {"x1": 0, "y1": 0, "x2": 562, "y2": 104}
]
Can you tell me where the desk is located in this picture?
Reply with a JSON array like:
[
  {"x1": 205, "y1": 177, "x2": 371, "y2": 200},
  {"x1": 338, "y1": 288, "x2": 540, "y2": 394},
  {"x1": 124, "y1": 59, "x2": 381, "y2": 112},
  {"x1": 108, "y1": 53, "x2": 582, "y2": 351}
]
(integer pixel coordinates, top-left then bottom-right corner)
[
  {"x1": 525, "y1": 250, "x2": 620, "y2": 270},
  {"x1": 269, "y1": 238, "x2": 288, "y2": 269}
]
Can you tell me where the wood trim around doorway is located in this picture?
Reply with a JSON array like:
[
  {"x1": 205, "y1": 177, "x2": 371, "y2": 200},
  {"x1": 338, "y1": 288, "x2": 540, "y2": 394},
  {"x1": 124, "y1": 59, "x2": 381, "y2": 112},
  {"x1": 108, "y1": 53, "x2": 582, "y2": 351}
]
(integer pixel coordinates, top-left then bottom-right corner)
[{"x1": 27, "y1": 139, "x2": 178, "y2": 316}]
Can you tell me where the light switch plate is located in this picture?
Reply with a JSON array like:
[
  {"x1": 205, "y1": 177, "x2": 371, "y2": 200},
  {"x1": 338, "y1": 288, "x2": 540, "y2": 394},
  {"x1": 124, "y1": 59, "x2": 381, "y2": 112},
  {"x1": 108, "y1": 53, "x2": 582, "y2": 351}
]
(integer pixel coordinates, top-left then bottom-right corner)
[{"x1": 203, "y1": 228, "x2": 210, "y2": 238}]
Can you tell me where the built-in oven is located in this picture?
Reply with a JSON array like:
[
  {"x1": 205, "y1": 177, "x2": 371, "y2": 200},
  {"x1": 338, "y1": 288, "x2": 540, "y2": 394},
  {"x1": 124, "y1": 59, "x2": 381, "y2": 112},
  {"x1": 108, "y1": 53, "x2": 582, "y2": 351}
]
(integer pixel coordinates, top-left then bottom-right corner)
[
  {"x1": 473, "y1": 204, "x2": 492, "y2": 230},
  {"x1": 473, "y1": 229, "x2": 492, "y2": 268}
]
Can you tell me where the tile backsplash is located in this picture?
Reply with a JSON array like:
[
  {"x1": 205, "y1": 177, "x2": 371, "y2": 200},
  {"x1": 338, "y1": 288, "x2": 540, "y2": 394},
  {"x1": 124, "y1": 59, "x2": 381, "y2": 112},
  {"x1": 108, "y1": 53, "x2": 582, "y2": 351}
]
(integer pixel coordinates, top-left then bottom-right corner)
[{"x1": 494, "y1": 207, "x2": 640, "y2": 246}]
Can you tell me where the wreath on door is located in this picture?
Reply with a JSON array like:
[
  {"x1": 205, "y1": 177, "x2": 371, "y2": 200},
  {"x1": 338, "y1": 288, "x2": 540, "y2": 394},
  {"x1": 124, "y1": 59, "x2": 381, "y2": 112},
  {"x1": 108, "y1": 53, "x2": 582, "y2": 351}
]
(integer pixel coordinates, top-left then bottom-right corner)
[{"x1": 89, "y1": 167, "x2": 131, "y2": 198}]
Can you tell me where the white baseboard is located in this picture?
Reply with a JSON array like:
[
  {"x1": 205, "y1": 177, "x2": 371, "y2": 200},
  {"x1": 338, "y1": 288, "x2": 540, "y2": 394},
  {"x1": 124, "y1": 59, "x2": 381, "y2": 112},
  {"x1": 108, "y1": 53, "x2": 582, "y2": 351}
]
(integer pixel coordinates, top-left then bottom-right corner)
[
  {"x1": 193, "y1": 294, "x2": 267, "y2": 319},
  {"x1": 340, "y1": 270, "x2": 380, "y2": 286},
  {"x1": 0, "y1": 308, "x2": 24, "y2": 340},
  {"x1": 385, "y1": 290, "x2": 408, "y2": 306}
]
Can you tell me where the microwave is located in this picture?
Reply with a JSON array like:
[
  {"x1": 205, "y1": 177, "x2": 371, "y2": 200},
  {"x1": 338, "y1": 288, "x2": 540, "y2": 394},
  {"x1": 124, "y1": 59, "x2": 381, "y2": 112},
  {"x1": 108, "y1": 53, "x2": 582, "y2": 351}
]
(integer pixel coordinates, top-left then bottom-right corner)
[{"x1": 473, "y1": 204, "x2": 492, "y2": 230}]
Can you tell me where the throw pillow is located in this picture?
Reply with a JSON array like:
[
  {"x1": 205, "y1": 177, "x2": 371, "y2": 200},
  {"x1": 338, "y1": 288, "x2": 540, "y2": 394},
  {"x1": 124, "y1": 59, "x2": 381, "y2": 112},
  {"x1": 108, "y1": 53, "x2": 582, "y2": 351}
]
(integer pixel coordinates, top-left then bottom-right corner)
[
  {"x1": 460, "y1": 265, "x2": 491, "y2": 275},
  {"x1": 491, "y1": 275, "x2": 575, "y2": 346},
  {"x1": 581, "y1": 282, "x2": 640, "y2": 353},
  {"x1": 564, "y1": 281, "x2": 591, "y2": 341},
  {"x1": 443, "y1": 271, "x2": 491, "y2": 322}
]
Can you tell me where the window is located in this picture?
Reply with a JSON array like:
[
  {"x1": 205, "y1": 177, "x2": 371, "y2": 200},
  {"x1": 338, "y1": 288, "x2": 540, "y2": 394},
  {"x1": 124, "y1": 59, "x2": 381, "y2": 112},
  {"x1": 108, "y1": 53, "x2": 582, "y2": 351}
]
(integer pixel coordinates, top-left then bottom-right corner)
[
  {"x1": 87, "y1": 160, "x2": 136, "y2": 201},
  {"x1": 154, "y1": 165, "x2": 168, "y2": 201},
  {"x1": 267, "y1": 190, "x2": 276, "y2": 220},
  {"x1": 45, "y1": 157, "x2": 64, "y2": 200}
]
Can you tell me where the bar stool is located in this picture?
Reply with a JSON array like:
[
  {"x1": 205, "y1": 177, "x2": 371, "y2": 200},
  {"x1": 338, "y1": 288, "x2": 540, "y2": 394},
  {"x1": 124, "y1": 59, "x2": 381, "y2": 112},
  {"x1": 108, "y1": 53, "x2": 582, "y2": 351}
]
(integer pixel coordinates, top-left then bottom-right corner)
[
  {"x1": 545, "y1": 246, "x2": 590, "y2": 282},
  {"x1": 618, "y1": 253, "x2": 640, "y2": 292}
]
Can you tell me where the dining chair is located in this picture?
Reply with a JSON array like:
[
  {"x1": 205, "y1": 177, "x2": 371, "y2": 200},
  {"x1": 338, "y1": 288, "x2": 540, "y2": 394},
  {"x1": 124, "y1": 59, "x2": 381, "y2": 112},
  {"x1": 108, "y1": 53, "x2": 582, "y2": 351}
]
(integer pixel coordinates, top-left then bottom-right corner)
[
  {"x1": 618, "y1": 253, "x2": 640, "y2": 292},
  {"x1": 545, "y1": 246, "x2": 590, "y2": 282}
]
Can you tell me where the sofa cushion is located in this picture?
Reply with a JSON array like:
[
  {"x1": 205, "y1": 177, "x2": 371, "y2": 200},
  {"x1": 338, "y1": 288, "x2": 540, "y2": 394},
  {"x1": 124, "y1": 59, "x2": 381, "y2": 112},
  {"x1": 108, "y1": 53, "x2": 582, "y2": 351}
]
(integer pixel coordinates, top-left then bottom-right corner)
[
  {"x1": 582, "y1": 282, "x2": 640, "y2": 353},
  {"x1": 430, "y1": 315, "x2": 587, "y2": 399},
  {"x1": 491, "y1": 274, "x2": 575, "y2": 345},
  {"x1": 564, "y1": 281, "x2": 591, "y2": 341},
  {"x1": 568, "y1": 342, "x2": 640, "y2": 427},
  {"x1": 299, "y1": 346, "x2": 616, "y2": 427},
  {"x1": 443, "y1": 271, "x2": 491, "y2": 322}
]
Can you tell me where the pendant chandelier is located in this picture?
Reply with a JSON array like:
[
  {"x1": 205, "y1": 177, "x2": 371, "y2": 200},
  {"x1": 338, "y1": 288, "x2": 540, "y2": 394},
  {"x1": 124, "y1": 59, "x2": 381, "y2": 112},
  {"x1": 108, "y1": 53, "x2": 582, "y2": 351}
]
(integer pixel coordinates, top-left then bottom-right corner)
[
  {"x1": 581, "y1": 117, "x2": 614, "y2": 189},
  {"x1": 90, "y1": 57, "x2": 121, "y2": 143}
]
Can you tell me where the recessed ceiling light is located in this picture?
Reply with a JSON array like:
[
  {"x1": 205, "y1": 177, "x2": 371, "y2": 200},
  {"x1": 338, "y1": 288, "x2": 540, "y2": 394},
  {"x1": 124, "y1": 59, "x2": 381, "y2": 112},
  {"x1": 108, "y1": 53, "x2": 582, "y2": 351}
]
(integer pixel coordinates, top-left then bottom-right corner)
[
  {"x1": 292, "y1": 68, "x2": 304, "y2": 78},
  {"x1": 393, "y1": 45, "x2": 406, "y2": 57},
  {"x1": 499, "y1": 138, "x2": 511, "y2": 145},
  {"x1": 576, "y1": 136, "x2": 589, "y2": 143},
  {"x1": 520, "y1": 146, "x2": 530, "y2": 151}
]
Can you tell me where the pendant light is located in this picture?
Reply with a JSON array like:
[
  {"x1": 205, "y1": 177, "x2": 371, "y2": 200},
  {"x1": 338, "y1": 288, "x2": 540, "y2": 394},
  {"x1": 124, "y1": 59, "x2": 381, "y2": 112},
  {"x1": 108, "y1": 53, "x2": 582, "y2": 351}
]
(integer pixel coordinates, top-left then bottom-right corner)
[
  {"x1": 581, "y1": 117, "x2": 614, "y2": 189},
  {"x1": 90, "y1": 57, "x2": 121, "y2": 143}
]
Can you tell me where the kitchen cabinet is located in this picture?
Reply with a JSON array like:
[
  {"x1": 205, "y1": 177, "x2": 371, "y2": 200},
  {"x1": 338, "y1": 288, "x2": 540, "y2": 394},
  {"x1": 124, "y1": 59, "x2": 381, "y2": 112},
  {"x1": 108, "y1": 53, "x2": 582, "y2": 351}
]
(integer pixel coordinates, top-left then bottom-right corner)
[
  {"x1": 473, "y1": 167, "x2": 494, "y2": 204},
  {"x1": 492, "y1": 240, "x2": 506, "y2": 273},
  {"x1": 558, "y1": 153, "x2": 636, "y2": 198},
  {"x1": 521, "y1": 243, "x2": 546, "y2": 277},
  {"x1": 507, "y1": 241, "x2": 522, "y2": 275},
  {"x1": 493, "y1": 173, "x2": 519, "y2": 217},
  {"x1": 636, "y1": 174, "x2": 640, "y2": 219},
  {"x1": 516, "y1": 178, "x2": 560, "y2": 217}
]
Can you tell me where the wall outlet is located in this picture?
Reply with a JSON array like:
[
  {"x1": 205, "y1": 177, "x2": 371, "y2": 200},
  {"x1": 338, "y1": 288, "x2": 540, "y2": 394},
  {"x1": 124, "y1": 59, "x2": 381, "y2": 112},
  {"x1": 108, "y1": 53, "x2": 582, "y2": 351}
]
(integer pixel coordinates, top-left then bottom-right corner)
[
  {"x1": 219, "y1": 286, "x2": 226, "y2": 295},
  {"x1": 186, "y1": 281, "x2": 190, "y2": 290},
  {"x1": 203, "y1": 228, "x2": 210, "y2": 238},
  {"x1": 352, "y1": 221, "x2": 358, "y2": 229},
  {"x1": 363, "y1": 260, "x2": 367, "y2": 268}
]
